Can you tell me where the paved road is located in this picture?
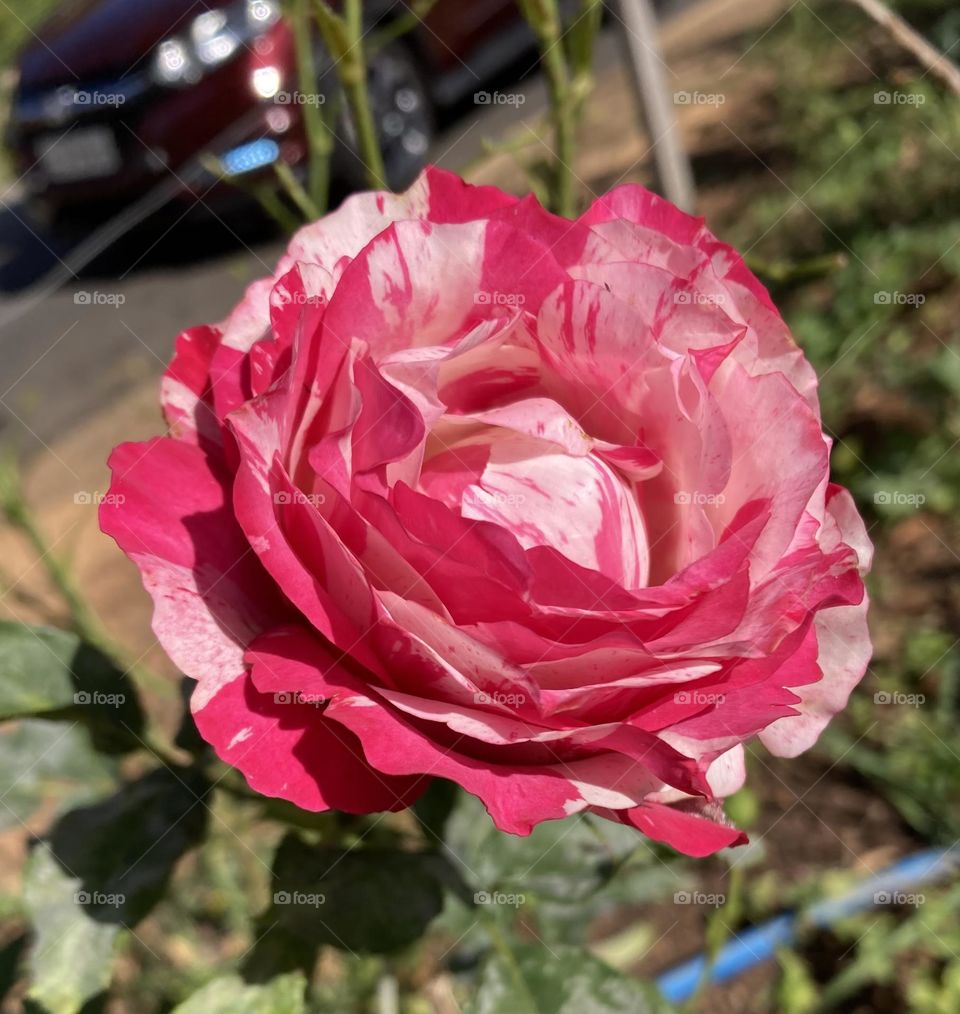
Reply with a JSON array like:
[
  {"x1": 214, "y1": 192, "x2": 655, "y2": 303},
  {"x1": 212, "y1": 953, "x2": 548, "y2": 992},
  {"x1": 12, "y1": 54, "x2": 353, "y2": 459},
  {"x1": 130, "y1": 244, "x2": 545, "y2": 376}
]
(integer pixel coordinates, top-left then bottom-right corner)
[
  {"x1": 0, "y1": 28, "x2": 619, "y2": 453},
  {"x1": 0, "y1": 14, "x2": 703, "y2": 453}
]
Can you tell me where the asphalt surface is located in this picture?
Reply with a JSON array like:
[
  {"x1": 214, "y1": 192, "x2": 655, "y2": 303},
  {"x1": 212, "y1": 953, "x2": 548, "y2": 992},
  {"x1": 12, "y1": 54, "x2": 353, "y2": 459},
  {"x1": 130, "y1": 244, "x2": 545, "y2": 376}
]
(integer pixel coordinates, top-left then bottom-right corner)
[
  {"x1": 0, "y1": 26, "x2": 614, "y2": 453},
  {"x1": 0, "y1": 11, "x2": 716, "y2": 453}
]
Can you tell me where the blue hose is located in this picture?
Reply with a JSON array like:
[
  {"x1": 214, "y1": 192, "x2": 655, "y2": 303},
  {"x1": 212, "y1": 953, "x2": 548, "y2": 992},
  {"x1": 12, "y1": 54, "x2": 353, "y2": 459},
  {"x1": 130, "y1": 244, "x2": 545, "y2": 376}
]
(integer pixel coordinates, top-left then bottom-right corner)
[{"x1": 656, "y1": 847, "x2": 958, "y2": 1004}]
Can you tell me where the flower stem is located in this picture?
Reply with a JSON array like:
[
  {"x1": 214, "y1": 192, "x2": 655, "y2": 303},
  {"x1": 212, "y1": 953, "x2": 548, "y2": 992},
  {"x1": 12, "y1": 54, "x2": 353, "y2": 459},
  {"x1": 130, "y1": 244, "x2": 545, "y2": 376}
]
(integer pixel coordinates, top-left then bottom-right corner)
[
  {"x1": 292, "y1": 0, "x2": 333, "y2": 213},
  {"x1": 519, "y1": 0, "x2": 577, "y2": 218},
  {"x1": 312, "y1": 0, "x2": 387, "y2": 189}
]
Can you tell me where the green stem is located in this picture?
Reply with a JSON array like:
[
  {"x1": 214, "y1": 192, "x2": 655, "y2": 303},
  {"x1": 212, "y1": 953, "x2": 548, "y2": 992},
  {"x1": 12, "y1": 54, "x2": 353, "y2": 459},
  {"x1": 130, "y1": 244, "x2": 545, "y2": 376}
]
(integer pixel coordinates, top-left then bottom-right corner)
[
  {"x1": 744, "y1": 251, "x2": 848, "y2": 284},
  {"x1": 342, "y1": 0, "x2": 387, "y2": 189},
  {"x1": 518, "y1": 0, "x2": 577, "y2": 217},
  {"x1": 313, "y1": 0, "x2": 387, "y2": 189},
  {"x1": 250, "y1": 181, "x2": 304, "y2": 234},
  {"x1": 273, "y1": 161, "x2": 321, "y2": 222},
  {"x1": 291, "y1": 0, "x2": 333, "y2": 213},
  {"x1": 367, "y1": 0, "x2": 439, "y2": 56},
  {"x1": 566, "y1": 0, "x2": 603, "y2": 128}
]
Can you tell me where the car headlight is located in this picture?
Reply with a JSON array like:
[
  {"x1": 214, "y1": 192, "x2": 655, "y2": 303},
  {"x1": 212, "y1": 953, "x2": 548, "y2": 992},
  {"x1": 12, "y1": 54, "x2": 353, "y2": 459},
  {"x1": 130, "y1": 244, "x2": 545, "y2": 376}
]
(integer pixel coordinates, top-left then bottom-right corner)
[
  {"x1": 154, "y1": 39, "x2": 200, "y2": 86},
  {"x1": 152, "y1": 0, "x2": 281, "y2": 86}
]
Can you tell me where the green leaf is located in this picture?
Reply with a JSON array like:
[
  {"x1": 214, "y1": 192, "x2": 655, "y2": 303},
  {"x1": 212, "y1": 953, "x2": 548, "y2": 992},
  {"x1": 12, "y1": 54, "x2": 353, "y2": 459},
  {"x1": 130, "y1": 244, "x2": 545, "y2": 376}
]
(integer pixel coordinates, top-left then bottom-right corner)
[
  {"x1": 0, "y1": 720, "x2": 117, "y2": 831},
  {"x1": 266, "y1": 833, "x2": 450, "y2": 953},
  {"x1": 445, "y1": 793, "x2": 643, "y2": 901},
  {"x1": 23, "y1": 843, "x2": 118, "y2": 1014},
  {"x1": 241, "y1": 921, "x2": 320, "y2": 986},
  {"x1": 468, "y1": 942, "x2": 675, "y2": 1014},
  {"x1": 46, "y1": 766, "x2": 210, "y2": 925},
  {"x1": 437, "y1": 794, "x2": 678, "y2": 948},
  {"x1": 0, "y1": 933, "x2": 28, "y2": 1008},
  {"x1": 0, "y1": 623, "x2": 85, "y2": 719},
  {"x1": 412, "y1": 777, "x2": 460, "y2": 844},
  {"x1": 171, "y1": 972, "x2": 307, "y2": 1014},
  {"x1": 0, "y1": 623, "x2": 144, "y2": 753},
  {"x1": 173, "y1": 677, "x2": 211, "y2": 759}
]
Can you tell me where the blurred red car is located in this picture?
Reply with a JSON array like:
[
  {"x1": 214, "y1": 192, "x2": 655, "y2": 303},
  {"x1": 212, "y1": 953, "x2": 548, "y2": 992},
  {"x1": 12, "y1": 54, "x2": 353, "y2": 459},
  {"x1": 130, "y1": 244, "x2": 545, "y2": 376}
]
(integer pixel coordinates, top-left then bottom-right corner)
[{"x1": 6, "y1": 0, "x2": 532, "y2": 219}]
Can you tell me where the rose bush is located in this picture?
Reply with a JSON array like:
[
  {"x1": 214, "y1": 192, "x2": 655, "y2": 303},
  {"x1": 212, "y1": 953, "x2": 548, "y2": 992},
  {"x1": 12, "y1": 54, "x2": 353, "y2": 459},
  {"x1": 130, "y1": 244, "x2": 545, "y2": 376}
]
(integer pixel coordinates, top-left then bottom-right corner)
[{"x1": 101, "y1": 167, "x2": 871, "y2": 857}]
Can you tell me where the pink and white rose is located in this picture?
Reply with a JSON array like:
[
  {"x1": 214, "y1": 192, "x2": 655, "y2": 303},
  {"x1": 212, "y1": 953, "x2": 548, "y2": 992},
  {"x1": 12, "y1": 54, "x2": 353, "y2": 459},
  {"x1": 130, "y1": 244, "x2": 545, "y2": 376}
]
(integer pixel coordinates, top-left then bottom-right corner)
[{"x1": 102, "y1": 167, "x2": 871, "y2": 857}]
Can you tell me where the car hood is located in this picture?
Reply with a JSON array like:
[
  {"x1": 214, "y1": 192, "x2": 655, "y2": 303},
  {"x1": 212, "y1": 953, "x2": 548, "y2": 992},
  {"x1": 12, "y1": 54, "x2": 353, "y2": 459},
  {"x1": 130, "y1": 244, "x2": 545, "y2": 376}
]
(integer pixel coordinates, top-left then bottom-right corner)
[{"x1": 18, "y1": 0, "x2": 234, "y2": 89}]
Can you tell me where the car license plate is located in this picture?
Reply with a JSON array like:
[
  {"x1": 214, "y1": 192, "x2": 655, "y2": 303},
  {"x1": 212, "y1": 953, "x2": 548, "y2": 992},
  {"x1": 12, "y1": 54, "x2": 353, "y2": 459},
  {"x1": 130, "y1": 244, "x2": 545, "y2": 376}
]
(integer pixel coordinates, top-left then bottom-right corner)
[{"x1": 35, "y1": 126, "x2": 122, "y2": 182}]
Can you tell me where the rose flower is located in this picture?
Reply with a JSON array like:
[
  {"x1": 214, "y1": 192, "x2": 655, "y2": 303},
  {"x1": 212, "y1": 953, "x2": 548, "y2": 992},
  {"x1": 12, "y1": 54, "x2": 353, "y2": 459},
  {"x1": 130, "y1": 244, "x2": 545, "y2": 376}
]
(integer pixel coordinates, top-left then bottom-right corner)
[{"x1": 102, "y1": 168, "x2": 871, "y2": 856}]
